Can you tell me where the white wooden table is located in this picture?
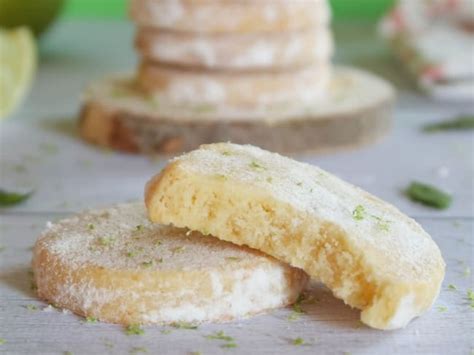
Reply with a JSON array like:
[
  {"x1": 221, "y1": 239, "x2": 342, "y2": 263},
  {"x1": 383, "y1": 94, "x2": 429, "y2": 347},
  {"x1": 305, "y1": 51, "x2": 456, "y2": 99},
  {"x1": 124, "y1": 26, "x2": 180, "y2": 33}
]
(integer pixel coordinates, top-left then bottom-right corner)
[{"x1": 0, "y1": 20, "x2": 473, "y2": 355}]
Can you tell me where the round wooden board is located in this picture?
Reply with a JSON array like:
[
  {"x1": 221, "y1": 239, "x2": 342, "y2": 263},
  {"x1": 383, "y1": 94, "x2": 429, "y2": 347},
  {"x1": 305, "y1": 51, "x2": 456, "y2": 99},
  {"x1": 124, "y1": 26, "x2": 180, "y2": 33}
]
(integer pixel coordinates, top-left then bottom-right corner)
[{"x1": 79, "y1": 66, "x2": 395, "y2": 155}]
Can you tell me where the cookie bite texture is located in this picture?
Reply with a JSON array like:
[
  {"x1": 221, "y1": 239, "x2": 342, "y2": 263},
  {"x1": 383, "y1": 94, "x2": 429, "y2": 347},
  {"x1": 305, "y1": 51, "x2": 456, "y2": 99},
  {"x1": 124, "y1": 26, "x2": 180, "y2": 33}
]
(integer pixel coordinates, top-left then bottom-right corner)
[{"x1": 145, "y1": 143, "x2": 445, "y2": 330}]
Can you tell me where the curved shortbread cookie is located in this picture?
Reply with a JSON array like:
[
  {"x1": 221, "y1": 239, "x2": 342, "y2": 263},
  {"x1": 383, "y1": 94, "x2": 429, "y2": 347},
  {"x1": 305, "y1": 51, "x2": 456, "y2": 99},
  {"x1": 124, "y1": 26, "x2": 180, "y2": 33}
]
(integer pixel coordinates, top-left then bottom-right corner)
[
  {"x1": 145, "y1": 143, "x2": 446, "y2": 330},
  {"x1": 135, "y1": 27, "x2": 333, "y2": 70},
  {"x1": 137, "y1": 62, "x2": 330, "y2": 108},
  {"x1": 32, "y1": 202, "x2": 308, "y2": 325},
  {"x1": 130, "y1": 0, "x2": 330, "y2": 34}
]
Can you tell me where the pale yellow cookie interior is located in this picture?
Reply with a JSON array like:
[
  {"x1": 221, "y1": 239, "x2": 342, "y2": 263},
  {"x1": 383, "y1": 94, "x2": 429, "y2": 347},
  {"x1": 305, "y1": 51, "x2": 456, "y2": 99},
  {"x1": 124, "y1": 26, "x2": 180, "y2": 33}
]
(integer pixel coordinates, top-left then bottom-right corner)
[{"x1": 146, "y1": 143, "x2": 445, "y2": 330}]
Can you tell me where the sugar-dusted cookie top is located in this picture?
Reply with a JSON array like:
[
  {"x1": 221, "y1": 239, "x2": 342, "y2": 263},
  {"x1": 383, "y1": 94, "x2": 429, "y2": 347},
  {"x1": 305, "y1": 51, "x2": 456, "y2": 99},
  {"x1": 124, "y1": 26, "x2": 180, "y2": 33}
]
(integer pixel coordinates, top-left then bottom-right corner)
[{"x1": 146, "y1": 143, "x2": 445, "y2": 329}]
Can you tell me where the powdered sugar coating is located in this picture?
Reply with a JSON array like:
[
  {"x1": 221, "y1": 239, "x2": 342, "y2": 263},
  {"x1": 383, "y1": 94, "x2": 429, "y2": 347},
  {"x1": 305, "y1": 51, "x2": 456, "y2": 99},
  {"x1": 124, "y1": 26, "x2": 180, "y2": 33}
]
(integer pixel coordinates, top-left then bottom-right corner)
[
  {"x1": 172, "y1": 143, "x2": 445, "y2": 283},
  {"x1": 130, "y1": 0, "x2": 330, "y2": 34},
  {"x1": 32, "y1": 202, "x2": 308, "y2": 324},
  {"x1": 137, "y1": 62, "x2": 331, "y2": 107},
  {"x1": 37, "y1": 202, "x2": 287, "y2": 271},
  {"x1": 136, "y1": 27, "x2": 333, "y2": 70}
]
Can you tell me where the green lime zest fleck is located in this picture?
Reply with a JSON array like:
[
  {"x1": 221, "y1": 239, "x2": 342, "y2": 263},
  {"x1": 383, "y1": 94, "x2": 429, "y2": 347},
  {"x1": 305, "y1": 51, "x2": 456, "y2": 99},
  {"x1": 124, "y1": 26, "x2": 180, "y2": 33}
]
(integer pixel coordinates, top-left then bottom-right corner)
[
  {"x1": 288, "y1": 294, "x2": 307, "y2": 320},
  {"x1": 142, "y1": 261, "x2": 154, "y2": 268},
  {"x1": 225, "y1": 256, "x2": 241, "y2": 262},
  {"x1": 221, "y1": 151, "x2": 232, "y2": 156},
  {"x1": 125, "y1": 324, "x2": 145, "y2": 335},
  {"x1": 135, "y1": 225, "x2": 143, "y2": 231},
  {"x1": 130, "y1": 347, "x2": 148, "y2": 354},
  {"x1": 190, "y1": 352, "x2": 202, "y2": 355},
  {"x1": 468, "y1": 289, "x2": 474, "y2": 301},
  {"x1": 171, "y1": 322, "x2": 198, "y2": 330},
  {"x1": 266, "y1": 177, "x2": 273, "y2": 183},
  {"x1": 423, "y1": 115, "x2": 474, "y2": 132},
  {"x1": 352, "y1": 205, "x2": 366, "y2": 221},
  {"x1": 64, "y1": 352, "x2": 73, "y2": 355},
  {"x1": 126, "y1": 251, "x2": 137, "y2": 258},
  {"x1": 0, "y1": 338, "x2": 4, "y2": 345},
  {"x1": 86, "y1": 316, "x2": 98, "y2": 323},
  {"x1": 0, "y1": 189, "x2": 33, "y2": 207},
  {"x1": 292, "y1": 337, "x2": 304, "y2": 345},
  {"x1": 172, "y1": 246, "x2": 186, "y2": 253},
  {"x1": 371, "y1": 215, "x2": 391, "y2": 231},
  {"x1": 25, "y1": 304, "x2": 38, "y2": 311},
  {"x1": 296, "y1": 182, "x2": 303, "y2": 187},
  {"x1": 292, "y1": 294, "x2": 306, "y2": 314},
  {"x1": 376, "y1": 220, "x2": 390, "y2": 232},
  {"x1": 288, "y1": 312, "x2": 301, "y2": 321},
  {"x1": 436, "y1": 305, "x2": 448, "y2": 313},
  {"x1": 205, "y1": 331, "x2": 234, "y2": 342},
  {"x1": 221, "y1": 343, "x2": 237, "y2": 348},
  {"x1": 87, "y1": 224, "x2": 95, "y2": 230},
  {"x1": 98, "y1": 237, "x2": 115, "y2": 246},
  {"x1": 464, "y1": 267, "x2": 471, "y2": 277},
  {"x1": 447, "y1": 284, "x2": 457, "y2": 291},
  {"x1": 249, "y1": 161, "x2": 265, "y2": 171},
  {"x1": 292, "y1": 304, "x2": 304, "y2": 313},
  {"x1": 467, "y1": 289, "x2": 474, "y2": 309},
  {"x1": 406, "y1": 182, "x2": 452, "y2": 209}
]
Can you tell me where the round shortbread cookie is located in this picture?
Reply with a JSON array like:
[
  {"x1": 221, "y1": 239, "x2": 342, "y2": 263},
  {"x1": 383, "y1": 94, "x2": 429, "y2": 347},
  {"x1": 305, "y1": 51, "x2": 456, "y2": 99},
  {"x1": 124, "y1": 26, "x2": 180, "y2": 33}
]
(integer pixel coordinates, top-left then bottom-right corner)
[
  {"x1": 135, "y1": 27, "x2": 333, "y2": 70},
  {"x1": 137, "y1": 62, "x2": 331, "y2": 108},
  {"x1": 32, "y1": 202, "x2": 308, "y2": 325},
  {"x1": 129, "y1": 0, "x2": 330, "y2": 34},
  {"x1": 78, "y1": 67, "x2": 395, "y2": 154}
]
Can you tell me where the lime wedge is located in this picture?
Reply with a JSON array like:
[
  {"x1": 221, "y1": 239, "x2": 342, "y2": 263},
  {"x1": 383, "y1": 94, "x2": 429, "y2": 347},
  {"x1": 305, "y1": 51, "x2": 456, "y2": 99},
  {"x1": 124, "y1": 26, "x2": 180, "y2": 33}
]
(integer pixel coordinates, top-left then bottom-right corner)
[{"x1": 0, "y1": 27, "x2": 37, "y2": 119}]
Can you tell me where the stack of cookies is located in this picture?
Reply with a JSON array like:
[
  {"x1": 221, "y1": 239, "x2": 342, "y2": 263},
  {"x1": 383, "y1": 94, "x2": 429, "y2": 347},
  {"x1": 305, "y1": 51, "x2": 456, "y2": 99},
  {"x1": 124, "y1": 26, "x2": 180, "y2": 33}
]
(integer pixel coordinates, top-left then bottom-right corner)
[
  {"x1": 131, "y1": 0, "x2": 333, "y2": 112},
  {"x1": 79, "y1": 0, "x2": 394, "y2": 154}
]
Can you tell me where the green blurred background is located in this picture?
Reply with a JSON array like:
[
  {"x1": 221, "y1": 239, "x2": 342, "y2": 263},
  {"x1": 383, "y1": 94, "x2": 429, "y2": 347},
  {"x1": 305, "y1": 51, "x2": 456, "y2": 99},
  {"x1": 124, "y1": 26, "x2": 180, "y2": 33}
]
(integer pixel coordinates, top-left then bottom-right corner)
[
  {"x1": 0, "y1": 0, "x2": 396, "y2": 37},
  {"x1": 63, "y1": 0, "x2": 395, "y2": 20}
]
